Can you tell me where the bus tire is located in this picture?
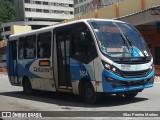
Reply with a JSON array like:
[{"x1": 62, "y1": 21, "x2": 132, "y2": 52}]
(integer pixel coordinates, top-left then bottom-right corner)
[
  {"x1": 82, "y1": 81, "x2": 98, "y2": 104},
  {"x1": 23, "y1": 78, "x2": 33, "y2": 95},
  {"x1": 124, "y1": 92, "x2": 138, "y2": 99}
]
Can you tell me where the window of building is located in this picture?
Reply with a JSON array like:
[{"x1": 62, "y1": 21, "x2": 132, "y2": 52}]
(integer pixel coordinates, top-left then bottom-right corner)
[
  {"x1": 43, "y1": 2, "x2": 48, "y2": 5},
  {"x1": 31, "y1": 0, "x2": 34, "y2": 4},
  {"x1": 70, "y1": 11, "x2": 74, "y2": 15},
  {"x1": 59, "y1": 3, "x2": 62, "y2": 6},
  {"x1": 74, "y1": 0, "x2": 78, "y2": 4},
  {"x1": 53, "y1": 3, "x2": 56, "y2": 6},
  {"x1": 65, "y1": 11, "x2": 69, "y2": 14},
  {"x1": 25, "y1": 8, "x2": 31, "y2": 12},
  {"x1": 64, "y1": 4, "x2": 69, "y2": 7},
  {"x1": 4, "y1": 27, "x2": 10, "y2": 31},
  {"x1": 69, "y1": 4, "x2": 73, "y2": 7},
  {"x1": 79, "y1": 0, "x2": 83, "y2": 3},
  {"x1": 25, "y1": 0, "x2": 30, "y2": 3},
  {"x1": 37, "y1": 32, "x2": 51, "y2": 58},
  {"x1": 80, "y1": 6, "x2": 84, "y2": 12},
  {"x1": 25, "y1": 35, "x2": 36, "y2": 59},
  {"x1": 44, "y1": 9, "x2": 49, "y2": 13},
  {"x1": 35, "y1": 1, "x2": 41, "y2": 4},
  {"x1": 36, "y1": 9, "x2": 42, "y2": 12},
  {"x1": 32, "y1": 9, "x2": 36, "y2": 12},
  {"x1": 74, "y1": 7, "x2": 79, "y2": 14},
  {"x1": 50, "y1": 10, "x2": 53, "y2": 13}
]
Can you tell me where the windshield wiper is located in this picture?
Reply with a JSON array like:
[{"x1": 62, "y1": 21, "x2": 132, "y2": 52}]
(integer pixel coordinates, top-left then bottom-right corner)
[
  {"x1": 126, "y1": 36, "x2": 147, "y2": 59},
  {"x1": 113, "y1": 22, "x2": 133, "y2": 58}
]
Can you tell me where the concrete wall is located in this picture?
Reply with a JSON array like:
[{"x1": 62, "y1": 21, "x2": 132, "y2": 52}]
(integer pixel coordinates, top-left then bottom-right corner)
[
  {"x1": 98, "y1": 5, "x2": 116, "y2": 19},
  {"x1": 65, "y1": 0, "x2": 160, "y2": 22},
  {"x1": 145, "y1": 0, "x2": 160, "y2": 8},
  {"x1": 119, "y1": 0, "x2": 141, "y2": 17}
]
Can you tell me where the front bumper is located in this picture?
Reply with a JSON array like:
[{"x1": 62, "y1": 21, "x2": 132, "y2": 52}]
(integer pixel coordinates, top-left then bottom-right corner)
[{"x1": 102, "y1": 69, "x2": 155, "y2": 93}]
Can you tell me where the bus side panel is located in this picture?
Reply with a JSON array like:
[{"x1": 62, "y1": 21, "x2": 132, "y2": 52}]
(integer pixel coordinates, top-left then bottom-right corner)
[
  {"x1": 70, "y1": 58, "x2": 96, "y2": 94},
  {"x1": 16, "y1": 59, "x2": 56, "y2": 91},
  {"x1": 94, "y1": 58, "x2": 104, "y2": 92},
  {"x1": 6, "y1": 41, "x2": 11, "y2": 76}
]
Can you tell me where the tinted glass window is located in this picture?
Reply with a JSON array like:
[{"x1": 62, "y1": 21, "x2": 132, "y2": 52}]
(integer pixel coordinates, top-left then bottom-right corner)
[
  {"x1": 25, "y1": 35, "x2": 36, "y2": 59},
  {"x1": 18, "y1": 37, "x2": 25, "y2": 59},
  {"x1": 37, "y1": 32, "x2": 51, "y2": 58}
]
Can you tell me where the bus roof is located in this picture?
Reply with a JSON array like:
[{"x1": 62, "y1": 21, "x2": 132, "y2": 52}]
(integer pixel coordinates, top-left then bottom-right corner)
[{"x1": 9, "y1": 18, "x2": 126, "y2": 40}]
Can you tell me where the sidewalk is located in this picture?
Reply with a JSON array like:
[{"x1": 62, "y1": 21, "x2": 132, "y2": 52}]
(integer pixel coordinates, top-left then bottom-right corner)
[{"x1": 154, "y1": 76, "x2": 160, "y2": 83}]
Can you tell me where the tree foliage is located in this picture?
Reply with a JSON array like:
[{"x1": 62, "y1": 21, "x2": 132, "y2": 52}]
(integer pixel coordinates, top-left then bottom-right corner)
[
  {"x1": 0, "y1": 0, "x2": 15, "y2": 39},
  {"x1": 0, "y1": 0, "x2": 15, "y2": 25}
]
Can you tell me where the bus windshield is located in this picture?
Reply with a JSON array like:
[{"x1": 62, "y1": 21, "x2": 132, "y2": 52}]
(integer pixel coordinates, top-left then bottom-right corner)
[{"x1": 89, "y1": 20, "x2": 151, "y2": 59}]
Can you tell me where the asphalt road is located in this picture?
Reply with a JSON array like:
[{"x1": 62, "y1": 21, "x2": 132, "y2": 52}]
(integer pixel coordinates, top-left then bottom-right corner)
[{"x1": 0, "y1": 73, "x2": 160, "y2": 120}]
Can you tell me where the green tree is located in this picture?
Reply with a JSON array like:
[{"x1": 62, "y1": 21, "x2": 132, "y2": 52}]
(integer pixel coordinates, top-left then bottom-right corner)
[{"x1": 0, "y1": 0, "x2": 15, "y2": 40}]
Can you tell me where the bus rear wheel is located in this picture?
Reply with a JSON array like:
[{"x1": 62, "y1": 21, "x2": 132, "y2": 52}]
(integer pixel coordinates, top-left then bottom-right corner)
[
  {"x1": 23, "y1": 78, "x2": 33, "y2": 95},
  {"x1": 124, "y1": 92, "x2": 138, "y2": 99},
  {"x1": 82, "y1": 81, "x2": 98, "y2": 104}
]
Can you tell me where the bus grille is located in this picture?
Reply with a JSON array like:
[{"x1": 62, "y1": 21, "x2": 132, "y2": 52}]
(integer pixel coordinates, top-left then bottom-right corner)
[
  {"x1": 121, "y1": 79, "x2": 149, "y2": 87},
  {"x1": 120, "y1": 69, "x2": 150, "y2": 78}
]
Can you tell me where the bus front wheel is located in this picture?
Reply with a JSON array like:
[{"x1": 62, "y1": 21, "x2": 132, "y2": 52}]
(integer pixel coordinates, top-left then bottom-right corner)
[
  {"x1": 124, "y1": 92, "x2": 138, "y2": 99},
  {"x1": 82, "y1": 81, "x2": 98, "y2": 104},
  {"x1": 23, "y1": 78, "x2": 33, "y2": 95}
]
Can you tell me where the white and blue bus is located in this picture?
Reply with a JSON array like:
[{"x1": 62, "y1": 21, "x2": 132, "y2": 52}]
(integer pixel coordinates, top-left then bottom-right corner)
[{"x1": 7, "y1": 19, "x2": 155, "y2": 103}]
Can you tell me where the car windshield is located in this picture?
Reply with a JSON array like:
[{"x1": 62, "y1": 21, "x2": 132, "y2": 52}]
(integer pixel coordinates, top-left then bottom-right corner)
[{"x1": 89, "y1": 20, "x2": 151, "y2": 59}]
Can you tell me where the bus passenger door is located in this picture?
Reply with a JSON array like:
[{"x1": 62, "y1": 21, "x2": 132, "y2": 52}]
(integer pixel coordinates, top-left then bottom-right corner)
[
  {"x1": 56, "y1": 31, "x2": 72, "y2": 89},
  {"x1": 8, "y1": 40, "x2": 19, "y2": 85},
  {"x1": 36, "y1": 32, "x2": 55, "y2": 91}
]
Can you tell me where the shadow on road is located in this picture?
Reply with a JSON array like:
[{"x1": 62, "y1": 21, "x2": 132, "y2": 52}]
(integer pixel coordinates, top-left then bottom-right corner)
[{"x1": 0, "y1": 91, "x2": 148, "y2": 107}]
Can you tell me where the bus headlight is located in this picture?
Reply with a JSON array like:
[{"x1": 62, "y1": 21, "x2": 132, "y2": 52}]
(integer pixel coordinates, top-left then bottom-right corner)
[
  {"x1": 149, "y1": 64, "x2": 154, "y2": 71},
  {"x1": 148, "y1": 64, "x2": 154, "y2": 74},
  {"x1": 102, "y1": 61, "x2": 121, "y2": 76}
]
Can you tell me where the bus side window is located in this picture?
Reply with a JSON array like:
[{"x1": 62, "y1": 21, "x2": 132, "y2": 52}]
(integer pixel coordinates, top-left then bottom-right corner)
[
  {"x1": 25, "y1": 35, "x2": 36, "y2": 59},
  {"x1": 84, "y1": 32, "x2": 96, "y2": 55},
  {"x1": 70, "y1": 24, "x2": 97, "y2": 64},
  {"x1": 72, "y1": 30, "x2": 96, "y2": 56},
  {"x1": 18, "y1": 37, "x2": 25, "y2": 59},
  {"x1": 37, "y1": 32, "x2": 51, "y2": 58}
]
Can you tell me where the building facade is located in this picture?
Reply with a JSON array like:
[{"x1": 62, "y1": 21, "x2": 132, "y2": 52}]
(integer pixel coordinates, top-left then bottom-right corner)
[
  {"x1": 15, "y1": 0, "x2": 74, "y2": 22},
  {"x1": 0, "y1": 0, "x2": 74, "y2": 72},
  {"x1": 1, "y1": 0, "x2": 74, "y2": 39},
  {"x1": 74, "y1": 0, "x2": 92, "y2": 17},
  {"x1": 74, "y1": 0, "x2": 123, "y2": 17}
]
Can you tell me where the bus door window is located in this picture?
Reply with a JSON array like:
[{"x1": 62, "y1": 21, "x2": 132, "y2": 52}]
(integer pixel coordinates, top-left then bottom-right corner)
[
  {"x1": 9, "y1": 40, "x2": 19, "y2": 85},
  {"x1": 18, "y1": 37, "x2": 25, "y2": 59},
  {"x1": 25, "y1": 35, "x2": 36, "y2": 59},
  {"x1": 37, "y1": 32, "x2": 51, "y2": 58},
  {"x1": 56, "y1": 31, "x2": 71, "y2": 87}
]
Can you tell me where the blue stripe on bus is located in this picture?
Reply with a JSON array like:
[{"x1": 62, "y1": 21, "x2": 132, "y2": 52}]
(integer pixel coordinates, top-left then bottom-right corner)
[
  {"x1": 102, "y1": 69, "x2": 155, "y2": 93},
  {"x1": 25, "y1": 59, "x2": 37, "y2": 70},
  {"x1": 70, "y1": 58, "x2": 92, "y2": 81},
  {"x1": 17, "y1": 63, "x2": 40, "y2": 78}
]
